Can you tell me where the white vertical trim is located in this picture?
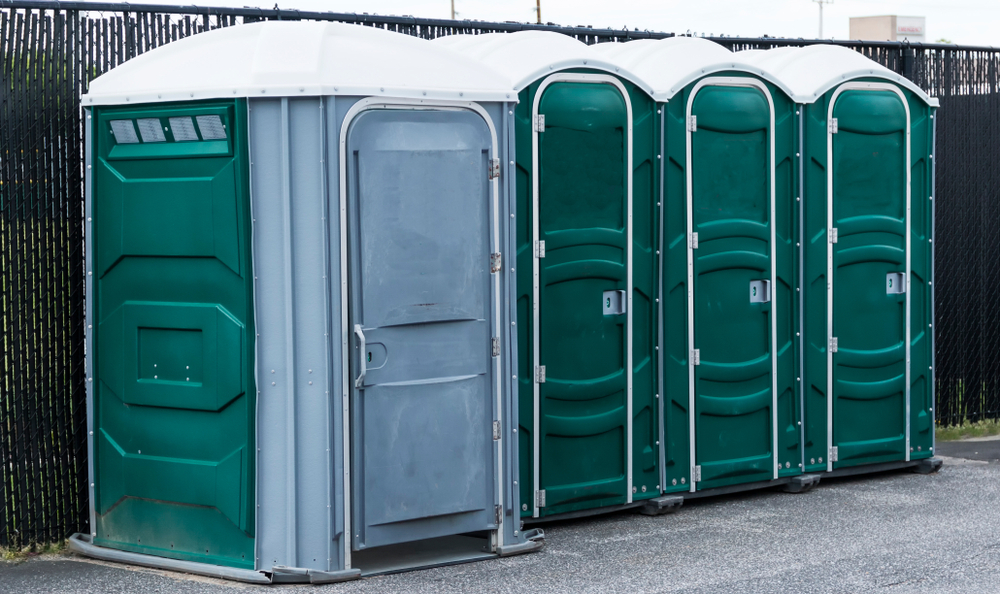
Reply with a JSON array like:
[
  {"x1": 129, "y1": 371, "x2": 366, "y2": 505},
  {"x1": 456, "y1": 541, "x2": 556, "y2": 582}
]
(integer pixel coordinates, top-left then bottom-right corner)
[
  {"x1": 338, "y1": 97, "x2": 501, "y2": 556},
  {"x1": 84, "y1": 109, "x2": 97, "y2": 541},
  {"x1": 279, "y1": 98, "x2": 298, "y2": 564},
  {"x1": 685, "y1": 76, "x2": 779, "y2": 490},
  {"x1": 930, "y1": 109, "x2": 937, "y2": 456},
  {"x1": 826, "y1": 82, "x2": 912, "y2": 472},
  {"x1": 656, "y1": 105, "x2": 667, "y2": 492},
  {"x1": 531, "y1": 72, "x2": 635, "y2": 510}
]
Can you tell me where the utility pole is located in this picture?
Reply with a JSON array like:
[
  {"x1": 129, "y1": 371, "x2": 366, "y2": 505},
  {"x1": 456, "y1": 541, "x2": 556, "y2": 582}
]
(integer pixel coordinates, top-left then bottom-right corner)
[
  {"x1": 812, "y1": 0, "x2": 833, "y2": 38},
  {"x1": 534, "y1": 0, "x2": 541, "y2": 24},
  {"x1": 451, "y1": 0, "x2": 455, "y2": 20}
]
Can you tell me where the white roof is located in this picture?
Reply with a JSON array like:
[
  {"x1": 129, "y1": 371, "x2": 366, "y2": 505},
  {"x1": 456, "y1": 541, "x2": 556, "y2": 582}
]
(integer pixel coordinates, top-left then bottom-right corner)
[
  {"x1": 740, "y1": 44, "x2": 937, "y2": 106},
  {"x1": 433, "y1": 31, "x2": 651, "y2": 93},
  {"x1": 83, "y1": 21, "x2": 514, "y2": 106},
  {"x1": 590, "y1": 37, "x2": 795, "y2": 102}
]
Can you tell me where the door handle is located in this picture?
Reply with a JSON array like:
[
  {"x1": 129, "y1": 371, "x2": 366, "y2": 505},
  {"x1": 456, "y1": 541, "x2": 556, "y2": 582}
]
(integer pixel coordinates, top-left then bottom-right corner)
[{"x1": 354, "y1": 324, "x2": 366, "y2": 388}]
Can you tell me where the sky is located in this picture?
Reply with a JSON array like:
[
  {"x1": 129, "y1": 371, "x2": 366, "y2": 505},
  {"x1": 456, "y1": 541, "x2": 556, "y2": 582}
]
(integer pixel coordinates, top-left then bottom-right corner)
[{"x1": 87, "y1": 0, "x2": 1000, "y2": 45}]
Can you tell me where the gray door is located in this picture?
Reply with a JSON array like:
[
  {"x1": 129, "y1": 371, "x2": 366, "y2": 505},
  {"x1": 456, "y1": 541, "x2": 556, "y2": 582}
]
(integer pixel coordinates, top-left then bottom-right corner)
[{"x1": 347, "y1": 109, "x2": 497, "y2": 551}]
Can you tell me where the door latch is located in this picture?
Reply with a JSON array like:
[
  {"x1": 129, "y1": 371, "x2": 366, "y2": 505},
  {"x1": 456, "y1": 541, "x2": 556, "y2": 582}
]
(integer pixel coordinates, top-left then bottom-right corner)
[
  {"x1": 750, "y1": 279, "x2": 771, "y2": 303},
  {"x1": 603, "y1": 290, "x2": 627, "y2": 315},
  {"x1": 490, "y1": 252, "x2": 502, "y2": 273},
  {"x1": 492, "y1": 337, "x2": 500, "y2": 357},
  {"x1": 886, "y1": 272, "x2": 906, "y2": 294},
  {"x1": 488, "y1": 157, "x2": 500, "y2": 180},
  {"x1": 492, "y1": 420, "x2": 501, "y2": 440}
]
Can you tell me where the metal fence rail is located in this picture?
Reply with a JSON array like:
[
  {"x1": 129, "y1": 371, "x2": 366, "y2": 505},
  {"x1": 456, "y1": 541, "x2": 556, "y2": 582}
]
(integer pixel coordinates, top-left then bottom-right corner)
[{"x1": 1, "y1": 0, "x2": 997, "y2": 547}]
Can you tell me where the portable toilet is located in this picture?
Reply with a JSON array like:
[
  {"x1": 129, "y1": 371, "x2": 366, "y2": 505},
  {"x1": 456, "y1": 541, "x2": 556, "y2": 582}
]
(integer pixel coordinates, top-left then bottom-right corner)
[
  {"x1": 596, "y1": 38, "x2": 806, "y2": 495},
  {"x1": 72, "y1": 21, "x2": 541, "y2": 583},
  {"x1": 746, "y1": 45, "x2": 939, "y2": 474},
  {"x1": 435, "y1": 32, "x2": 662, "y2": 520}
]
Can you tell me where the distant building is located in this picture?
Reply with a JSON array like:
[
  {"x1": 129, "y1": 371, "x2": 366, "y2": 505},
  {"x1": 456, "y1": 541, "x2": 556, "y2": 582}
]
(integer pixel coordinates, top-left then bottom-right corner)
[{"x1": 849, "y1": 15, "x2": 926, "y2": 43}]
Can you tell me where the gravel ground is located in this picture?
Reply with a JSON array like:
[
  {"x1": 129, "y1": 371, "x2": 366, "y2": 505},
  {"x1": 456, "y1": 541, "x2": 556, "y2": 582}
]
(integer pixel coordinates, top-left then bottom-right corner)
[{"x1": 3, "y1": 447, "x2": 999, "y2": 594}]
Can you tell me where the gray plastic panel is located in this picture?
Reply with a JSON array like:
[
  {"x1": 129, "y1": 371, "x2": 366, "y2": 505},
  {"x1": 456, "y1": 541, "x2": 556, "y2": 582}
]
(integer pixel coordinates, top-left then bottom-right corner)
[
  {"x1": 250, "y1": 97, "x2": 337, "y2": 572},
  {"x1": 346, "y1": 109, "x2": 496, "y2": 551}
]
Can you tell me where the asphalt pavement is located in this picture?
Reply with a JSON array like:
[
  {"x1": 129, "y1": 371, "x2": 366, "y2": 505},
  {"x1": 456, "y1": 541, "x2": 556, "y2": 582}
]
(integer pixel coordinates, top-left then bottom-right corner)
[{"x1": 3, "y1": 440, "x2": 1000, "y2": 594}]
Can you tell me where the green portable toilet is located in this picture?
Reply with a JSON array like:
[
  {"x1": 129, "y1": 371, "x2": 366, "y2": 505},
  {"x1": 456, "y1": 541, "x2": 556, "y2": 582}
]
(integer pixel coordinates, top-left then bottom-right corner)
[
  {"x1": 597, "y1": 38, "x2": 807, "y2": 495},
  {"x1": 435, "y1": 32, "x2": 662, "y2": 519},
  {"x1": 73, "y1": 21, "x2": 541, "y2": 583},
  {"x1": 747, "y1": 45, "x2": 939, "y2": 474}
]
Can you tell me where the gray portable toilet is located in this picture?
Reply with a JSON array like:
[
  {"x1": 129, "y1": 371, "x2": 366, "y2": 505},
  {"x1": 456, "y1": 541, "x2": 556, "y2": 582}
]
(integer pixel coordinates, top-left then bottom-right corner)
[
  {"x1": 594, "y1": 38, "x2": 808, "y2": 496},
  {"x1": 73, "y1": 20, "x2": 540, "y2": 583},
  {"x1": 745, "y1": 45, "x2": 939, "y2": 475},
  {"x1": 435, "y1": 32, "x2": 664, "y2": 521}
]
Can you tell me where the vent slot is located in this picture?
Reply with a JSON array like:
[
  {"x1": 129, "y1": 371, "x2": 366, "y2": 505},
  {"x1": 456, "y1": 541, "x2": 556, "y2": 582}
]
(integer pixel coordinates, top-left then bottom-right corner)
[
  {"x1": 136, "y1": 118, "x2": 166, "y2": 143},
  {"x1": 196, "y1": 115, "x2": 227, "y2": 140},
  {"x1": 109, "y1": 120, "x2": 139, "y2": 144},
  {"x1": 169, "y1": 117, "x2": 199, "y2": 142}
]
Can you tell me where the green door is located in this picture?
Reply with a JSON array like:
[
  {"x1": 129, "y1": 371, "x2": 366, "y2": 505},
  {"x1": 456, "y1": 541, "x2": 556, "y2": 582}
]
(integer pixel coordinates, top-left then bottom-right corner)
[
  {"x1": 688, "y1": 83, "x2": 776, "y2": 490},
  {"x1": 533, "y1": 76, "x2": 631, "y2": 516},
  {"x1": 829, "y1": 88, "x2": 910, "y2": 468},
  {"x1": 92, "y1": 102, "x2": 254, "y2": 568}
]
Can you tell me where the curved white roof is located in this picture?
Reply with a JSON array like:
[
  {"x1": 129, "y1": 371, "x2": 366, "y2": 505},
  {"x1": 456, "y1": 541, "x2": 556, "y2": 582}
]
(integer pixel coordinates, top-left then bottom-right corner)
[
  {"x1": 590, "y1": 37, "x2": 794, "y2": 102},
  {"x1": 433, "y1": 31, "x2": 652, "y2": 93},
  {"x1": 83, "y1": 21, "x2": 514, "y2": 106},
  {"x1": 740, "y1": 44, "x2": 937, "y2": 106}
]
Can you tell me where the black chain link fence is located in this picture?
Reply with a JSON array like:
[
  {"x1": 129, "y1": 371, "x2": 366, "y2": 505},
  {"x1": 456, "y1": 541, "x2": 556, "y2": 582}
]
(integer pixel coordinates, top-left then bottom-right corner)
[{"x1": 0, "y1": 0, "x2": 996, "y2": 547}]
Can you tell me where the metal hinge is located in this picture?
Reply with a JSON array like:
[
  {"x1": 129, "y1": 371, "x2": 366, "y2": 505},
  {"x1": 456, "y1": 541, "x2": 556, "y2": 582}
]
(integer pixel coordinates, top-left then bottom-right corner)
[
  {"x1": 829, "y1": 118, "x2": 839, "y2": 134},
  {"x1": 535, "y1": 490, "x2": 546, "y2": 508},
  {"x1": 687, "y1": 115, "x2": 697, "y2": 132},
  {"x1": 689, "y1": 232, "x2": 699, "y2": 249},
  {"x1": 492, "y1": 420, "x2": 501, "y2": 440},
  {"x1": 829, "y1": 227, "x2": 838, "y2": 243},
  {"x1": 692, "y1": 465, "x2": 702, "y2": 482},
  {"x1": 495, "y1": 504, "x2": 503, "y2": 525},
  {"x1": 829, "y1": 337, "x2": 838, "y2": 353},
  {"x1": 492, "y1": 337, "x2": 500, "y2": 357},
  {"x1": 829, "y1": 446, "x2": 839, "y2": 462},
  {"x1": 535, "y1": 365, "x2": 546, "y2": 383},
  {"x1": 490, "y1": 252, "x2": 502, "y2": 273},
  {"x1": 533, "y1": 114, "x2": 545, "y2": 132},
  {"x1": 534, "y1": 240, "x2": 546, "y2": 258},
  {"x1": 488, "y1": 157, "x2": 500, "y2": 180},
  {"x1": 692, "y1": 349, "x2": 700, "y2": 366}
]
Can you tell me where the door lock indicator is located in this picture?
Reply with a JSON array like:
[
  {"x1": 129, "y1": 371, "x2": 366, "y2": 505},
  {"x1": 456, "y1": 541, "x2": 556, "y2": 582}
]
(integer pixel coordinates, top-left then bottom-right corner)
[
  {"x1": 750, "y1": 279, "x2": 771, "y2": 303},
  {"x1": 886, "y1": 272, "x2": 906, "y2": 294},
  {"x1": 603, "y1": 290, "x2": 627, "y2": 315}
]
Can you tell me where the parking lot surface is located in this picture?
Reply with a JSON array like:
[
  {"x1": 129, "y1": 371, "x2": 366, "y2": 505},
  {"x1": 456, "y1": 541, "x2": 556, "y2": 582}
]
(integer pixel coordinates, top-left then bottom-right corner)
[{"x1": 3, "y1": 442, "x2": 999, "y2": 594}]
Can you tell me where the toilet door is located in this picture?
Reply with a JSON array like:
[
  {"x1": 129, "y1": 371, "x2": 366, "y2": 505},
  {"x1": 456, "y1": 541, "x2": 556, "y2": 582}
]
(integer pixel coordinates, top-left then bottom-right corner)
[
  {"x1": 346, "y1": 108, "x2": 498, "y2": 550},
  {"x1": 827, "y1": 84, "x2": 911, "y2": 470},
  {"x1": 531, "y1": 74, "x2": 633, "y2": 517}
]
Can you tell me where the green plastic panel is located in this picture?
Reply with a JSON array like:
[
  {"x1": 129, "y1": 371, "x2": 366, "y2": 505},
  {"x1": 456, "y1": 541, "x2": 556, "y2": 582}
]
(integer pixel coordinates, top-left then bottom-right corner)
[
  {"x1": 515, "y1": 72, "x2": 659, "y2": 517},
  {"x1": 662, "y1": 75, "x2": 799, "y2": 493},
  {"x1": 92, "y1": 101, "x2": 255, "y2": 568},
  {"x1": 801, "y1": 81, "x2": 935, "y2": 472}
]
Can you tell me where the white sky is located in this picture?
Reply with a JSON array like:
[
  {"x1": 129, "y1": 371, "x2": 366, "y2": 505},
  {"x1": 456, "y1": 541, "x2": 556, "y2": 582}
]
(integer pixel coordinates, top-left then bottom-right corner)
[{"x1": 86, "y1": 0, "x2": 1000, "y2": 45}]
